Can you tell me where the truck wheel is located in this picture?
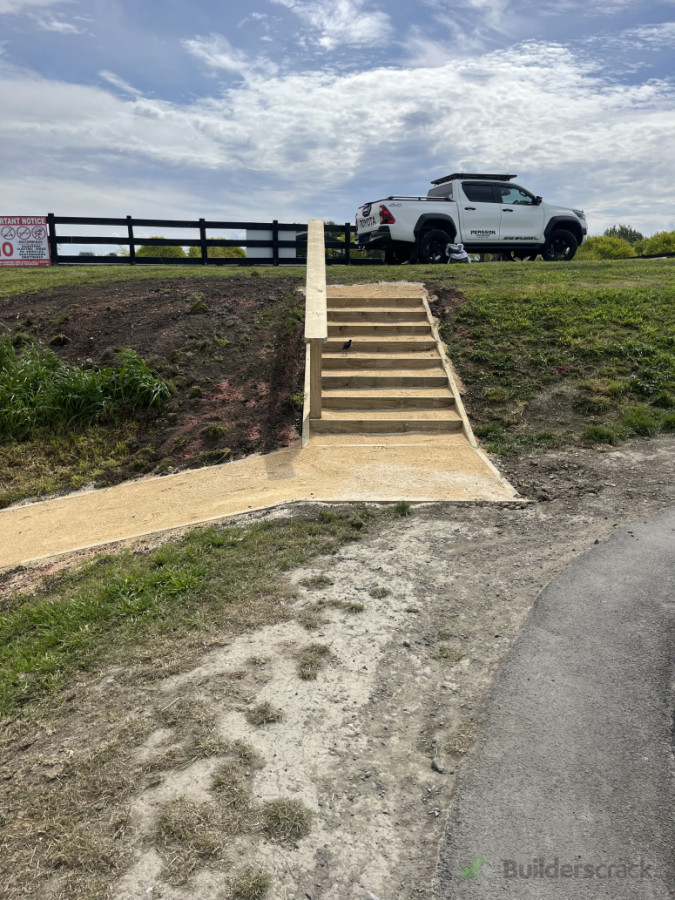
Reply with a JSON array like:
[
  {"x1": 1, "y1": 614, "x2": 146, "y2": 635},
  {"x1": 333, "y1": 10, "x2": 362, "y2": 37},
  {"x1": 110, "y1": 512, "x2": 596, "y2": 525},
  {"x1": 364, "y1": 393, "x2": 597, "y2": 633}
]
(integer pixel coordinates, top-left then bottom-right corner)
[
  {"x1": 543, "y1": 229, "x2": 577, "y2": 261},
  {"x1": 419, "y1": 229, "x2": 452, "y2": 264}
]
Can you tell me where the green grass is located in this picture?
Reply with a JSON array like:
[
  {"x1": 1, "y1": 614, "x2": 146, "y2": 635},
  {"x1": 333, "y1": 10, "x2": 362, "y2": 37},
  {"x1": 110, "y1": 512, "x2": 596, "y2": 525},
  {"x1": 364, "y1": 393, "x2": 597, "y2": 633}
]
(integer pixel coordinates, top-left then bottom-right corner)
[
  {"x1": 0, "y1": 424, "x2": 136, "y2": 508},
  {"x1": 0, "y1": 264, "x2": 306, "y2": 299},
  {"x1": 431, "y1": 258, "x2": 675, "y2": 453},
  {"x1": 3, "y1": 258, "x2": 674, "y2": 458},
  {"x1": 0, "y1": 508, "x2": 383, "y2": 720},
  {"x1": 0, "y1": 336, "x2": 169, "y2": 440}
]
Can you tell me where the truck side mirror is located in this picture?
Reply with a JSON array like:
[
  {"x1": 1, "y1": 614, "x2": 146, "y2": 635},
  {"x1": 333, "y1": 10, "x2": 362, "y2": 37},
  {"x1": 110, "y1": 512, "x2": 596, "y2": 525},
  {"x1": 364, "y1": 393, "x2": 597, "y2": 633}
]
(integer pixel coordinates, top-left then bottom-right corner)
[{"x1": 535, "y1": 196, "x2": 543, "y2": 205}]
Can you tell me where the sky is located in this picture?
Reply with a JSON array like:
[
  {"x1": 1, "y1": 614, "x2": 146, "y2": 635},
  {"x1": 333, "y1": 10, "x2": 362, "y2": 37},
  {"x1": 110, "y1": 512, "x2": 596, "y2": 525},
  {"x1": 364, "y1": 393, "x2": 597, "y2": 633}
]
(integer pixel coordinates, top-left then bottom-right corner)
[{"x1": 1, "y1": 0, "x2": 674, "y2": 243}]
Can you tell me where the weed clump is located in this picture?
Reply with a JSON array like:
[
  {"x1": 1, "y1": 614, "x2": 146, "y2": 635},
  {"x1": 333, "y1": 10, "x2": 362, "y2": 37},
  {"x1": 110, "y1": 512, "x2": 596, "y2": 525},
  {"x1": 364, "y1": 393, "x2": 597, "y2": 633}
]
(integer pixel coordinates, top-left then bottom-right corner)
[
  {"x1": 230, "y1": 867, "x2": 270, "y2": 900},
  {"x1": 261, "y1": 798, "x2": 311, "y2": 843},
  {"x1": 245, "y1": 702, "x2": 283, "y2": 727},
  {"x1": 295, "y1": 643, "x2": 331, "y2": 680},
  {"x1": 155, "y1": 800, "x2": 224, "y2": 884}
]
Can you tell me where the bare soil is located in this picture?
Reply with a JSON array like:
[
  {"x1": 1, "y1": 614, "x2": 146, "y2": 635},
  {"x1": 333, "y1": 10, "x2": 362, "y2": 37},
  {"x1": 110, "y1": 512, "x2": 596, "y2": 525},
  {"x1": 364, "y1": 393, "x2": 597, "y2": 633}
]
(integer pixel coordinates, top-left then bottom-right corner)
[
  {"x1": 1, "y1": 276, "x2": 306, "y2": 486},
  {"x1": 1, "y1": 436, "x2": 673, "y2": 900}
]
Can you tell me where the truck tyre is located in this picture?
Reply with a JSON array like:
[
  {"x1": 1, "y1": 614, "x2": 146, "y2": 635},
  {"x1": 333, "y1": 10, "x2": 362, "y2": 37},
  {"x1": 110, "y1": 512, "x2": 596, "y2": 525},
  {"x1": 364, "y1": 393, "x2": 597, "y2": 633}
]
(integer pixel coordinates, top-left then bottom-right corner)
[
  {"x1": 543, "y1": 229, "x2": 578, "y2": 261},
  {"x1": 419, "y1": 229, "x2": 452, "y2": 264}
]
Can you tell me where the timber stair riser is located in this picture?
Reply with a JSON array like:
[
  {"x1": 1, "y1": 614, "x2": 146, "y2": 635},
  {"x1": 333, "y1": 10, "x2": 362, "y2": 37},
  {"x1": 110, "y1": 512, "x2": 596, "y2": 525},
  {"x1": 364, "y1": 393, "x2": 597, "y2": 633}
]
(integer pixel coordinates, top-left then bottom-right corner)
[
  {"x1": 327, "y1": 297, "x2": 424, "y2": 309},
  {"x1": 323, "y1": 375, "x2": 448, "y2": 389},
  {"x1": 324, "y1": 339, "x2": 436, "y2": 352},
  {"x1": 322, "y1": 357, "x2": 443, "y2": 370},
  {"x1": 328, "y1": 310, "x2": 427, "y2": 323},
  {"x1": 322, "y1": 396, "x2": 456, "y2": 410},
  {"x1": 328, "y1": 324, "x2": 430, "y2": 335},
  {"x1": 310, "y1": 419, "x2": 463, "y2": 435}
]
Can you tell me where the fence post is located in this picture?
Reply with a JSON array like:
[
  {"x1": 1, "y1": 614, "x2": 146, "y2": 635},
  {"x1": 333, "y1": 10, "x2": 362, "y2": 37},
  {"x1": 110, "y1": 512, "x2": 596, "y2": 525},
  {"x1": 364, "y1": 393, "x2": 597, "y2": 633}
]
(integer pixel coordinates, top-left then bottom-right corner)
[
  {"x1": 47, "y1": 213, "x2": 58, "y2": 266},
  {"x1": 272, "y1": 220, "x2": 279, "y2": 267},
  {"x1": 199, "y1": 218, "x2": 207, "y2": 265},
  {"x1": 126, "y1": 216, "x2": 136, "y2": 265},
  {"x1": 344, "y1": 222, "x2": 351, "y2": 265}
]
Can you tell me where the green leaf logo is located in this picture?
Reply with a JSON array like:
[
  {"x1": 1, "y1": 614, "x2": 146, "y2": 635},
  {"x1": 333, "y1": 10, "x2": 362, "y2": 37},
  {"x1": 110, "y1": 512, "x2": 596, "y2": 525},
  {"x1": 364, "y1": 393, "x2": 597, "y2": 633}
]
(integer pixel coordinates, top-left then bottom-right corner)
[{"x1": 459, "y1": 857, "x2": 485, "y2": 879}]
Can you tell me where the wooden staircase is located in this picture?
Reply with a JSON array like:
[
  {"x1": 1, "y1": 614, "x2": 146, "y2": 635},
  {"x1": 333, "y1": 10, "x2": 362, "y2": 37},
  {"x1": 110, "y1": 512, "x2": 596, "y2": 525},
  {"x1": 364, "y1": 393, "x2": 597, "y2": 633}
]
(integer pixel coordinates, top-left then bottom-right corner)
[{"x1": 309, "y1": 286, "x2": 466, "y2": 437}]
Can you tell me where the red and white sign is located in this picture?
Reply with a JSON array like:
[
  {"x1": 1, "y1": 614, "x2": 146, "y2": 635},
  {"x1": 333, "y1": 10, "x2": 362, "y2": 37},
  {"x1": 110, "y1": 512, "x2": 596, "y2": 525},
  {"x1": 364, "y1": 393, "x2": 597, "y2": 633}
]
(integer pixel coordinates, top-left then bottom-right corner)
[{"x1": 0, "y1": 216, "x2": 51, "y2": 267}]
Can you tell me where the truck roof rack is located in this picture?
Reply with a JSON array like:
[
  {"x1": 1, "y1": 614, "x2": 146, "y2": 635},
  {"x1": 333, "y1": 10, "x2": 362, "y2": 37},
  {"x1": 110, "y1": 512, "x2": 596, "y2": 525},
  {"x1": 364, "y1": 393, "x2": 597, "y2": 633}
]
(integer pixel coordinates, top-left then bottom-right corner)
[{"x1": 430, "y1": 173, "x2": 517, "y2": 185}]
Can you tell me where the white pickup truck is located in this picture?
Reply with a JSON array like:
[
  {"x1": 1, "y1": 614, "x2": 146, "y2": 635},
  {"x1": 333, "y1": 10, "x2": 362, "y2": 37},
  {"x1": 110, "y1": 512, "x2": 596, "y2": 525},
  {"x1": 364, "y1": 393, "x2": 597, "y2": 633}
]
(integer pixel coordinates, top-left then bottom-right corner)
[{"x1": 354, "y1": 172, "x2": 587, "y2": 263}]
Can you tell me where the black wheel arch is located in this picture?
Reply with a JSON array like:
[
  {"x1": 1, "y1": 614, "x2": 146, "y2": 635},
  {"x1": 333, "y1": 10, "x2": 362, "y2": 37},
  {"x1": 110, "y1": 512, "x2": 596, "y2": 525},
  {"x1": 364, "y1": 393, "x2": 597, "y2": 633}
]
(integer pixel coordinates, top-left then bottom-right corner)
[
  {"x1": 544, "y1": 216, "x2": 583, "y2": 246},
  {"x1": 413, "y1": 215, "x2": 457, "y2": 242}
]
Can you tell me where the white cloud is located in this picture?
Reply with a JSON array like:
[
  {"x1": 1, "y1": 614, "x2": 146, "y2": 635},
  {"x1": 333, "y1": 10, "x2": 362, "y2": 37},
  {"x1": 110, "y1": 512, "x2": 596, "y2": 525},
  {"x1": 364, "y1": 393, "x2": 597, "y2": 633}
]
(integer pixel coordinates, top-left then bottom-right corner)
[
  {"x1": 33, "y1": 14, "x2": 83, "y2": 33},
  {"x1": 1, "y1": 41, "x2": 674, "y2": 232},
  {"x1": 0, "y1": 0, "x2": 69, "y2": 13},
  {"x1": 270, "y1": 0, "x2": 393, "y2": 50},
  {"x1": 183, "y1": 33, "x2": 278, "y2": 79},
  {"x1": 99, "y1": 70, "x2": 142, "y2": 97},
  {"x1": 620, "y1": 21, "x2": 675, "y2": 47}
]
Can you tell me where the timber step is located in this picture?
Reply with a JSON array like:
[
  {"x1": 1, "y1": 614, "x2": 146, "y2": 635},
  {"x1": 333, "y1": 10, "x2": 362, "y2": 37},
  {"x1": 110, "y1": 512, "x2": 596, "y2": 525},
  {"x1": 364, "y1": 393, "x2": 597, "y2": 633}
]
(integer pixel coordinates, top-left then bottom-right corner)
[
  {"x1": 328, "y1": 323, "x2": 431, "y2": 335},
  {"x1": 322, "y1": 374, "x2": 448, "y2": 389},
  {"x1": 322, "y1": 394, "x2": 455, "y2": 410},
  {"x1": 310, "y1": 418, "x2": 463, "y2": 435},
  {"x1": 309, "y1": 288, "x2": 466, "y2": 438},
  {"x1": 327, "y1": 296, "x2": 424, "y2": 308},
  {"x1": 323, "y1": 338, "x2": 437, "y2": 351},
  {"x1": 322, "y1": 356, "x2": 443, "y2": 370},
  {"x1": 328, "y1": 308, "x2": 427, "y2": 322}
]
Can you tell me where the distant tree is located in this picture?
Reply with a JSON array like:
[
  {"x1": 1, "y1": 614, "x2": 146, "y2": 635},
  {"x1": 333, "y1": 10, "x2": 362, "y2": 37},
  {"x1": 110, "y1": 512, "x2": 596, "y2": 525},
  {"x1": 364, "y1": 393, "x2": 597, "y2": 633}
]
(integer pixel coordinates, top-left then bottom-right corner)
[
  {"x1": 639, "y1": 230, "x2": 675, "y2": 256},
  {"x1": 135, "y1": 238, "x2": 186, "y2": 258},
  {"x1": 576, "y1": 236, "x2": 636, "y2": 260},
  {"x1": 187, "y1": 245, "x2": 246, "y2": 259},
  {"x1": 603, "y1": 224, "x2": 644, "y2": 246}
]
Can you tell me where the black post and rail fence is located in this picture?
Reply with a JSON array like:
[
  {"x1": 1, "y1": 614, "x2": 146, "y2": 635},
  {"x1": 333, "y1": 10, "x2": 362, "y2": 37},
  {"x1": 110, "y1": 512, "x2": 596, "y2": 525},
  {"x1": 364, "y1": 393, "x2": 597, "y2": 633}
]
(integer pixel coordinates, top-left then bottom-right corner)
[{"x1": 45, "y1": 214, "x2": 380, "y2": 266}]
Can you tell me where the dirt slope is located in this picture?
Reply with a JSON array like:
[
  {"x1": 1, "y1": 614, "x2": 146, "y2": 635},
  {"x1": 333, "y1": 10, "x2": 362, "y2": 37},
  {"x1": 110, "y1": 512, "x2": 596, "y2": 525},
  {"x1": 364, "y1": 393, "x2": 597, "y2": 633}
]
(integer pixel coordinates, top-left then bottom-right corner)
[{"x1": 1, "y1": 276, "x2": 306, "y2": 487}]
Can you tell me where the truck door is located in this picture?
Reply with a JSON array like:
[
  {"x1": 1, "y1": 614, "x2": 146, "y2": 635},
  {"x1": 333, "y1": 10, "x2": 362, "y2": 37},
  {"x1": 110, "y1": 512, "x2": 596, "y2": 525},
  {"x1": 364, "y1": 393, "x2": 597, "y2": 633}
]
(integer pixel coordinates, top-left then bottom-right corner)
[
  {"x1": 457, "y1": 182, "x2": 501, "y2": 242},
  {"x1": 496, "y1": 183, "x2": 545, "y2": 242}
]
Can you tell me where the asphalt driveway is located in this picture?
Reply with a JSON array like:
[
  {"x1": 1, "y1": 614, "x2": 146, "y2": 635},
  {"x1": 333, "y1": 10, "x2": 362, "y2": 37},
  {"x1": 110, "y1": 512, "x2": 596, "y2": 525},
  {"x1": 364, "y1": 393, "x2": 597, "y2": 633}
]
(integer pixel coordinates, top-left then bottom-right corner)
[{"x1": 435, "y1": 507, "x2": 675, "y2": 899}]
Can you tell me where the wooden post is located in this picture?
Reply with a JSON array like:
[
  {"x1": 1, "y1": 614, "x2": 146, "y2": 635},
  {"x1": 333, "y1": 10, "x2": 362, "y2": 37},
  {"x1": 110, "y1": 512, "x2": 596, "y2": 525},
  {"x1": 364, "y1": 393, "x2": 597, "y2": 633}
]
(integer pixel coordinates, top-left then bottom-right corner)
[
  {"x1": 126, "y1": 216, "x2": 136, "y2": 265},
  {"x1": 199, "y1": 218, "x2": 207, "y2": 264},
  {"x1": 272, "y1": 219, "x2": 279, "y2": 267},
  {"x1": 47, "y1": 213, "x2": 58, "y2": 266}
]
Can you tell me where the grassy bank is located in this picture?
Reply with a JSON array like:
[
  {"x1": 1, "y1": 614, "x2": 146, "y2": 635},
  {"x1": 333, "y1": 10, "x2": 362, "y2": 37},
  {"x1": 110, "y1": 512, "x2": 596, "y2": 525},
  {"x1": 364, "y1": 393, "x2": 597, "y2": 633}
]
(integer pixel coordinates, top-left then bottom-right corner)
[
  {"x1": 429, "y1": 258, "x2": 675, "y2": 452},
  {"x1": 2, "y1": 258, "x2": 674, "y2": 464}
]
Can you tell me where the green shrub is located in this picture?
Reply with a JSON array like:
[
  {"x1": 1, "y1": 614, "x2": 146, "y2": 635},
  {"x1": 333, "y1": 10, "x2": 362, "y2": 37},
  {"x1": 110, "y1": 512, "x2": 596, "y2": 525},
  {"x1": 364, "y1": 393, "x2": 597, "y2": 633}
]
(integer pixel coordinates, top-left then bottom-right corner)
[
  {"x1": 620, "y1": 404, "x2": 659, "y2": 436},
  {"x1": 576, "y1": 236, "x2": 636, "y2": 260},
  {"x1": 582, "y1": 424, "x2": 619, "y2": 444},
  {"x1": 187, "y1": 245, "x2": 246, "y2": 259},
  {"x1": 135, "y1": 238, "x2": 186, "y2": 258},
  {"x1": 639, "y1": 231, "x2": 675, "y2": 256},
  {"x1": 0, "y1": 336, "x2": 170, "y2": 441}
]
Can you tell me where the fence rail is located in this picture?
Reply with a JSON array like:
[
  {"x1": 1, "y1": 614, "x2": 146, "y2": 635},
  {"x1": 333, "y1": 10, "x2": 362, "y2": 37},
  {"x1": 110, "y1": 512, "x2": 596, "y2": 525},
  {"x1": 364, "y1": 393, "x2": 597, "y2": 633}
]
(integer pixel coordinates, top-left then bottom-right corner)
[{"x1": 46, "y1": 214, "x2": 381, "y2": 267}]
